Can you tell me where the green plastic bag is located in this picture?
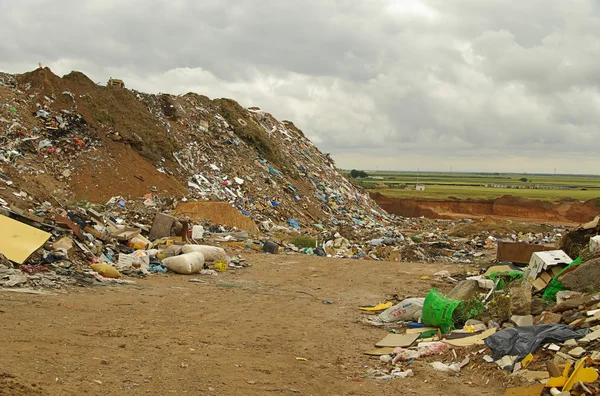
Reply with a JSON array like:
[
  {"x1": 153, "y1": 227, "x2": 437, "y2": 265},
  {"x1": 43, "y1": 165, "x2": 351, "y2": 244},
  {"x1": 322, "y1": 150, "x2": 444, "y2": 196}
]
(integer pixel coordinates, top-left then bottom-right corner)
[
  {"x1": 543, "y1": 257, "x2": 582, "y2": 302},
  {"x1": 422, "y1": 289, "x2": 462, "y2": 333}
]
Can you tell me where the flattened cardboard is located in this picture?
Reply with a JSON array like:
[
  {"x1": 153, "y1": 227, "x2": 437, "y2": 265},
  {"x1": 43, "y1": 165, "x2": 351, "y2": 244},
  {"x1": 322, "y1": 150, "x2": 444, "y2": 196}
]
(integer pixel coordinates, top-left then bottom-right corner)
[
  {"x1": 442, "y1": 328, "x2": 496, "y2": 347},
  {"x1": 0, "y1": 215, "x2": 51, "y2": 264},
  {"x1": 375, "y1": 333, "x2": 419, "y2": 348},
  {"x1": 503, "y1": 384, "x2": 544, "y2": 396},
  {"x1": 364, "y1": 347, "x2": 396, "y2": 356},
  {"x1": 405, "y1": 327, "x2": 439, "y2": 335}
]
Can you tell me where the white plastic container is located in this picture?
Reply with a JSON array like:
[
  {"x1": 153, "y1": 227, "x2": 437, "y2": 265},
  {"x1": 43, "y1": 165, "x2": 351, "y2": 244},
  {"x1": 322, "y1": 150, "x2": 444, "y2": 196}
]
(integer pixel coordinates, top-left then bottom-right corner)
[{"x1": 192, "y1": 225, "x2": 204, "y2": 240}]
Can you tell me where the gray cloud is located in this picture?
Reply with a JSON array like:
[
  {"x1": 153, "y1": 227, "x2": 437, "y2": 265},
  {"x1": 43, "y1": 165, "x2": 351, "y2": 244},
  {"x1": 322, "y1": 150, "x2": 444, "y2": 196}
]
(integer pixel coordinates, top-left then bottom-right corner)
[{"x1": 2, "y1": 0, "x2": 600, "y2": 173}]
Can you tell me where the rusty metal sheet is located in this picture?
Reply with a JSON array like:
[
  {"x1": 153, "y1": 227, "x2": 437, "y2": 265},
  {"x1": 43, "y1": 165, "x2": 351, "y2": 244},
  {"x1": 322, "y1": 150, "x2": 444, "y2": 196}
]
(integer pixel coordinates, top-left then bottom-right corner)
[{"x1": 496, "y1": 240, "x2": 555, "y2": 264}]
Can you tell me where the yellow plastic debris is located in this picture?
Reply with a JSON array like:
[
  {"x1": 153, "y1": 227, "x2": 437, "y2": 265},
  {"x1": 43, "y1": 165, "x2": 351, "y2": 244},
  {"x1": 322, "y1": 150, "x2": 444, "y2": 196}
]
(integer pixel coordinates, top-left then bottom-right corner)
[
  {"x1": 295, "y1": 357, "x2": 307, "y2": 361},
  {"x1": 359, "y1": 302, "x2": 393, "y2": 311},
  {"x1": 90, "y1": 263, "x2": 121, "y2": 278},
  {"x1": 521, "y1": 353, "x2": 533, "y2": 369},
  {"x1": 420, "y1": 276, "x2": 431, "y2": 280},
  {"x1": 546, "y1": 362, "x2": 571, "y2": 388},
  {"x1": 214, "y1": 260, "x2": 227, "y2": 272},
  {"x1": 563, "y1": 358, "x2": 598, "y2": 391}
]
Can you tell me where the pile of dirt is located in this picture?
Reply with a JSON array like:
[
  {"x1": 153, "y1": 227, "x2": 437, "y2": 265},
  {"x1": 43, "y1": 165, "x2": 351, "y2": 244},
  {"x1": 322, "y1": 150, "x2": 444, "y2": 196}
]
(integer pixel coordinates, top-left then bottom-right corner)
[
  {"x1": 449, "y1": 218, "x2": 554, "y2": 238},
  {"x1": 372, "y1": 193, "x2": 600, "y2": 225},
  {"x1": 173, "y1": 202, "x2": 259, "y2": 233},
  {"x1": 0, "y1": 67, "x2": 387, "y2": 235}
]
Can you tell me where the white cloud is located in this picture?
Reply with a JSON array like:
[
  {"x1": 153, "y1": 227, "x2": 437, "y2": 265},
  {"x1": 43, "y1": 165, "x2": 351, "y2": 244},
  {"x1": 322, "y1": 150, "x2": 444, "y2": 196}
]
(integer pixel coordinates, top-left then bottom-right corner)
[{"x1": 2, "y1": 0, "x2": 600, "y2": 173}]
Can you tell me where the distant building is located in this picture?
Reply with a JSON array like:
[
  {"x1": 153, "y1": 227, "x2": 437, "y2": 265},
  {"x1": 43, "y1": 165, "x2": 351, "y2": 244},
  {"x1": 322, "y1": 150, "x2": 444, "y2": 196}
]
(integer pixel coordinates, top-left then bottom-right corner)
[{"x1": 416, "y1": 185, "x2": 426, "y2": 191}]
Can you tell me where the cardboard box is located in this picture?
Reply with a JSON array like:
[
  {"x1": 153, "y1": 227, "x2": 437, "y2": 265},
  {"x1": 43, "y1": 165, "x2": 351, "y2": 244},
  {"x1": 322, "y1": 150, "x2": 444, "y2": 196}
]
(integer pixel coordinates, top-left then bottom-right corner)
[{"x1": 527, "y1": 250, "x2": 572, "y2": 282}]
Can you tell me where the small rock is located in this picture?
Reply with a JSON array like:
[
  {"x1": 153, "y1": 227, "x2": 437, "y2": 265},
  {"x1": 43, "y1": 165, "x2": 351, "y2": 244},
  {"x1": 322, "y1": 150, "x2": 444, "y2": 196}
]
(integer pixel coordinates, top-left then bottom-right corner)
[
  {"x1": 94, "y1": 380, "x2": 102, "y2": 385},
  {"x1": 517, "y1": 370, "x2": 549, "y2": 383},
  {"x1": 511, "y1": 315, "x2": 534, "y2": 327},
  {"x1": 536, "y1": 311, "x2": 562, "y2": 325},
  {"x1": 447, "y1": 280, "x2": 482, "y2": 301},
  {"x1": 568, "y1": 347, "x2": 586, "y2": 358},
  {"x1": 547, "y1": 344, "x2": 561, "y2": 351},
  {"x1": 562, "y1": 258, "x2": 600, "y2": 292},
  {"x1": 556, "y1": 291, "x2": 583, "y2": 304},
  {"x1": 247, "y1": 381, "x2": 256, "y2": 385},
  {"x1": 563, "y1": 339, "x2": 577, "y2": 347},
  {"x1": 531, "y1": 297, "x2": 553, "y2": 316},
  {"x1": 510, "y1": 282, "x2": 532, "y2": 316},
  {"x1": 591, "y1": 351, "x2": 600, "y2": 361},
  {"x1": 101, "y1": 360, "x2": 109, "y2": 365}
]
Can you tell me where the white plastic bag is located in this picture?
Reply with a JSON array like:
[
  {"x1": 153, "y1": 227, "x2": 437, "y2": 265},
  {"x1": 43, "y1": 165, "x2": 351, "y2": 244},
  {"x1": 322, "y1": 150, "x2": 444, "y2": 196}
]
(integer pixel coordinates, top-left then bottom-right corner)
[
  {"x1": 181, "y1": 245, "x2": 226, "y2": 262},
  {"x1": 378, "y1": 298, "x2": 425, "y2": 323},
  {"x1": 430, "y1": 362, "x2": 461, "y2": 373},
  {"x1": 161, "y1": 252, "x2": 205, "y2": 274}
]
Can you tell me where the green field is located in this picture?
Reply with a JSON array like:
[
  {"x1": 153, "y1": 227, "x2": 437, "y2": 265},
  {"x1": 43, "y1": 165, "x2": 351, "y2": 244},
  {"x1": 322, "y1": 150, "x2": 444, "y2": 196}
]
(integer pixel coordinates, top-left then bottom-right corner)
[{"x1": 347, "y1": 171, "x2": 600, "y2": 201}]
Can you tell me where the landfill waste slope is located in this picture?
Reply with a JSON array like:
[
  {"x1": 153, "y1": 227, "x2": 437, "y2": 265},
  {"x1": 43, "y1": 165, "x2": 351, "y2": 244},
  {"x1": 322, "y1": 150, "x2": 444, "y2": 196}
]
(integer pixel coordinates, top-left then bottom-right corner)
[{"x1": 0, "y1": 67, "x2": 388, "y2": 233}]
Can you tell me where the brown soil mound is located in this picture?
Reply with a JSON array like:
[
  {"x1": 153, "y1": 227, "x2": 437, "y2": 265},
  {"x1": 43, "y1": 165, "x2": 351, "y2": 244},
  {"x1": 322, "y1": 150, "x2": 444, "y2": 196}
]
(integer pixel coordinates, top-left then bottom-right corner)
[
  {"x1": 70, "y1": 140, "x2": 187, "y2": 202},
  {"x1": 173, "y1": 202, "x2": 258, "y2": 232},
  {"x1": 372, "y1": 193, "x2": 600, "y2": 225}
]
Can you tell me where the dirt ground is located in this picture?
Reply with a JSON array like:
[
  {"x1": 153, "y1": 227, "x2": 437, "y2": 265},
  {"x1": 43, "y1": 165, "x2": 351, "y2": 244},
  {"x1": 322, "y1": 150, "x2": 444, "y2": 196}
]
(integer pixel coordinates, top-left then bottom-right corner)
[
  {"x1": 372, "y1": 192, "x2": 600, "y2": 225},
  {"x1": 0, "y1": 254, "x2": 515, "y2": 396}
]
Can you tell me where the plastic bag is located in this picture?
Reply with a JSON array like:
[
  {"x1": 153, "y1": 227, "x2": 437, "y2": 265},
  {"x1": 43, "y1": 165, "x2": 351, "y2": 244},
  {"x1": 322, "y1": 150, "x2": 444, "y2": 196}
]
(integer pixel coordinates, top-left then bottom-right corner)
[
  {"x1": 181, "y1": 245, "x2": 227, "y2": 262},
  {"x1": 378, "y1": 298, "x2": 425, "y2": 323},
  {"x1": 90, "y1": 263, "x2": 121, "y2": 278},
  {"x1": 391, "y1": 342, "x2": 448, "y2": 364},
  {"x1": 484, "y1": 324, "x2": 588, "y2": 363},
  {"x1": 430, "y1": 362, "x2": 460, "y2": 373},
  {"x1": 161, "y1": 252, "x2": 205, "y2": 274}
]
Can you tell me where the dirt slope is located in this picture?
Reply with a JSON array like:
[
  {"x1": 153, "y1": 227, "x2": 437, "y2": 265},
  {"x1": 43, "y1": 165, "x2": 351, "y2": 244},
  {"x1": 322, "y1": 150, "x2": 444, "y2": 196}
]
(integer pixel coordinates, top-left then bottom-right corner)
[{"x1": 373, "y1": 193, "x2": 600, "y2": 224}]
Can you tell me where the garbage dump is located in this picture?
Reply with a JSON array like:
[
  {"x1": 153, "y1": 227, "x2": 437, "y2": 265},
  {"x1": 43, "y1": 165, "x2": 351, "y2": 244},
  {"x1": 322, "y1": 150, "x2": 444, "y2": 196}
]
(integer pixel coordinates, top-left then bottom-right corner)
[{"x1": 358, "y1": 232, "x2": 600, "y2": 395}]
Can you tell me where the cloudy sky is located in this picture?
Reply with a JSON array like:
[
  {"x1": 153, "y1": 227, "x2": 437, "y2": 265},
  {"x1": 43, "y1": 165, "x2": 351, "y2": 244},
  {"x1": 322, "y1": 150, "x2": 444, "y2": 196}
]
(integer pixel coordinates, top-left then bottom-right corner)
[{"x1": 2, "y1": 0, "x2": 600, "y2": 173}]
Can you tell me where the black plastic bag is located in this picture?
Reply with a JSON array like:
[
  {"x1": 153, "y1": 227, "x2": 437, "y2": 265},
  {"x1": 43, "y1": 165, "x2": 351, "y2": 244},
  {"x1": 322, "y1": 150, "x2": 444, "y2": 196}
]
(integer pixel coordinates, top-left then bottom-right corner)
[{"x1": 485, "y1": 324, "x2": 588, "y2": 362}]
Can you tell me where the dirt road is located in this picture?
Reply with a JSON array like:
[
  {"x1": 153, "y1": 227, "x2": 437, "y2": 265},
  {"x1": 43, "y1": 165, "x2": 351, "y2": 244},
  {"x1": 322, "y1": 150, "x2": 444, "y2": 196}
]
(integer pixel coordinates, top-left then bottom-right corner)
[{"x1": 0, "y1": 254, "x2": 514, "y2": 395}]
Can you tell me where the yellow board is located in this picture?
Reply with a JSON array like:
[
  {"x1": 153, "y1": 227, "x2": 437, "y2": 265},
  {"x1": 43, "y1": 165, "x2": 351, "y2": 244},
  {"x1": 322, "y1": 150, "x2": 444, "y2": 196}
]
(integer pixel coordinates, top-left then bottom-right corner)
[
  {"x1": 0, "y1": 215, "x2": 51, "y2": 264},
  {"x1": 359, "y1": 302, "x2": 393, "y2": 311}
]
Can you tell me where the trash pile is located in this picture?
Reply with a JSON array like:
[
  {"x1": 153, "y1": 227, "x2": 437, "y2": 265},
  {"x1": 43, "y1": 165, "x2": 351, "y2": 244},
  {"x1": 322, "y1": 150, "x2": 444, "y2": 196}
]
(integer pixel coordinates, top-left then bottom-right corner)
[
  {"x1": 0, "y1": 67, "x2": 392, "y2": 238},
  {"x1": 264, "y1": 218, "x2": 566, "y2": 264},
  {"x1": 359, "y1": 238, "x2": 600, "y2": 395},
  {"x1": 0, "y1": 195, "x2": 249, "y2": 291},
  {"x1": 0, "y1": 68, "x2": 570, "y2": 265}
]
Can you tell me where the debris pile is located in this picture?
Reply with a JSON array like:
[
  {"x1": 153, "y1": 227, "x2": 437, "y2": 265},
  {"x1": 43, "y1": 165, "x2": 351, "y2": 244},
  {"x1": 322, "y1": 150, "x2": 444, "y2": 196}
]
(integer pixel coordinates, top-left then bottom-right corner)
[
  {"x1": 358, "y1": 239, "x2": 600, "y2": 395},
  {"x1": 0, "y1": 193, "x2": 251, "y2": 292}
]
